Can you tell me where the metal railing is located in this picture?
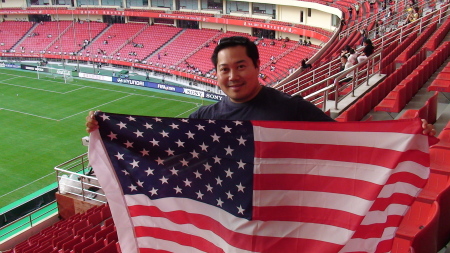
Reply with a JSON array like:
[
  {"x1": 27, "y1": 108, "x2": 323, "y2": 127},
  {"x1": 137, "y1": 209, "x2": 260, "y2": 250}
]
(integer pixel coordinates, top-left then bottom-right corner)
[
  {"x1": 0, "y1": 201, "x2": 58, "y2": 241},
  {"x1": 276, "y1": 1, "x2": 449, "y2": 106},
  {"x1": 54, "y1": 153, "x2": 106, "y2": 204},
  {"x1": 298, "y1": 50, "x2": 382, "y2": 112}
]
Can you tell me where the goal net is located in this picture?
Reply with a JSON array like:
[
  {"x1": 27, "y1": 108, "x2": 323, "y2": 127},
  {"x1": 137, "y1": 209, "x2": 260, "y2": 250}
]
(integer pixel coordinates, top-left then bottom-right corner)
[{"x1": 37, "y1": 67, "x2": 74, "y2": 83}]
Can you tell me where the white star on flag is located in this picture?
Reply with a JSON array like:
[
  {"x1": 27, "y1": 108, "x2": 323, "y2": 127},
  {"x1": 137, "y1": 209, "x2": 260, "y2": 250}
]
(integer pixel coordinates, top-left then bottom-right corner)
[
  {"x1": 225, "y1": 168, "x2": 234, "y2": 178},
  {"x1": 128, "y1": 184, "x2": 137, "y2": 191},
  {"x1": 140, "y1": 149, "x2": 149, "y2": 156},
  {"x1": 237, "y1": 159, "x2": 246, "y2": 169},
  {"x1": 175, "y1": 139, "x2": 185, "y2": 147},
  {"x1": 184, "y1": 179, "x2": 192, "y2": 187},
  {"x1": 145, "y1": 167, "x2": 154, "y2": 176},
  {"x1": 149, "y1": 138, "x2": 159, "y2": 146},
  {"x1": 185, "y1": 131, "x2": 195, "y2": 139},
  {"x1": 196, "y1": 124, "x2": 205, "y2": 131},
  {"x1": 107, "y1": 132, "x2": 117, "y2": 140},
  {"x1": 134, "y1": 129, "x2": 144, "y2": 137},
  {"x1": 222, "y1": 125, "x2": 232, "y2": 133},
  {"x1": 237, "y1": 183, "x2": 245, "y2": 192},
  {"x1": 130, "y1": 160, "x2": 139, "y2": 168},
  {"x1": 117, "y1": 122, "x2": 127, "y2": 129},
  {"x1": 225, "y1": 146, "x2": 234, "y2": 155},
  {"x1": 159, "y1": 176, "x2": 169, "y2": 184},
  {"x1": 190, "y1": 150, "x2": 200, "y2": 158},
  {"x1": 170, "y1": 167, "x2": 179, "y2": 175},
  {"x1": 149, "y1": 187, "x2": 158, "y2": 196},
  {"x1": 124, "y1": 140, "x2": 134, "y2": 148},
  {"x1": 204, "y1": 163, "x2": 212, "y2": 171},
  {"x1": 115, "y1": 152, "x2": 124, "y2": 160},
  {"x1": 100, "y1": 114, "x2": 110, "y2": 121},
  {"x1": 211, "y1": 133, "x2": 221, "y2": 142},
  {"x1": 196, "y1": 191, "x2": 204, "y2": 199},
  {"x1": 174, "y1": 186, "x2": 182, "y2": 194},
  {"x1": 237, "y1": 136, "x2": 247, "y2": 146}
]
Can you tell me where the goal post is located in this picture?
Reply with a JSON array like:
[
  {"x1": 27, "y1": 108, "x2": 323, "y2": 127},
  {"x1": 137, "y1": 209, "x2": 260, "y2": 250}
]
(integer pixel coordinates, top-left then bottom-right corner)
[{"x1": 37, "y1": 67, "x2": 74, "y2": 83}]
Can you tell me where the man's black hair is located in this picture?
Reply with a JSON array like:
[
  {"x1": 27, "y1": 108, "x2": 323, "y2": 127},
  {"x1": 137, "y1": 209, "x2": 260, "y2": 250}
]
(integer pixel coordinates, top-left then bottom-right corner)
[{"x1": 211, "y1": 36, "x2": 259, "y2": 69}]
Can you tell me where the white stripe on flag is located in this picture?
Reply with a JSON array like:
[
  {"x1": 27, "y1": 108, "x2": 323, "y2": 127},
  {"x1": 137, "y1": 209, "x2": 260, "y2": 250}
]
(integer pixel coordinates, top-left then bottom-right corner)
[
  {"x1": 361, "y1": 204, "x2": 410, "y2": 225},
  {"x1": 378, "y1": 181, "x2": 422, "y2": 198},
  {"x1": 88, "y1": 130, "x2": 139, "y2": 253},
  {"x1": 255, "y1": 190, "x2": 373, "y2": 216},
  {"x1": 255, "y1": 159, "x2": 428, "y2": 182}
]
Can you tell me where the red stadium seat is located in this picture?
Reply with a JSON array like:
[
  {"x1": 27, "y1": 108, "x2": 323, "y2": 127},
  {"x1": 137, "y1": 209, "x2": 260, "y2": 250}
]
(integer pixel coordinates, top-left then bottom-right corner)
[
  {"x1": 96, "y1": 241, "x2": 119, "y2": 253},
  {"x1": 72, "y1": 237, "x2": 95, "y2": 253},
  {"x1": 392, "y1": 201, "x2": 439, "y2": 253},
  {"x1": 81, "y1": 238, "x2": 105, "y2": 253}
]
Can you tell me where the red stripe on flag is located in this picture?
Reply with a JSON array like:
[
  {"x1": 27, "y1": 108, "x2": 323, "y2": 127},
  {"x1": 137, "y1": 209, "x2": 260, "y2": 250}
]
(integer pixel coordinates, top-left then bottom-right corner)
[
  {"x1": 254, "y1": 206, "x2": 362, "y2": 230},
  {"x1": 140, "y1": 248, "x2": 175, "y2": 253},
  {"x1": 384, "y1": 172, "x2": 428, "y2": 186},
  {"x1": 255, "y1": 174, "x2": 382, "y2": 200},
  {"x1": 255, "y1": 142, "x2": 430, "y2": 168},
  {"x1": 129, "y1": 205, "x2": 345, "y2": 252},
  {"x1": 369, "y1": 193, "x2": 416, "y2": 211}
]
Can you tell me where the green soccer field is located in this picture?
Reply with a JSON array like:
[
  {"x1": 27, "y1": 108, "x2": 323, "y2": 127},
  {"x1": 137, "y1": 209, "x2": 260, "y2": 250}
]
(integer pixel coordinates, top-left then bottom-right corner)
[{"x1": 0, "y1": 67, "x2": 214, "y2": 208}]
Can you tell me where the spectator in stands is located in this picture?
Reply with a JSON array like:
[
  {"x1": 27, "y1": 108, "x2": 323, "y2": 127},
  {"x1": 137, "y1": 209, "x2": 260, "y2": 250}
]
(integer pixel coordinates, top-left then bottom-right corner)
[
  {"x1": 301, "y1": 59, "x2": 312, "y2": 70},
  {"x1": 376, "y1": 20, "x2": 386, "y2": 37},
  {"x1": 341, "y1": 45, "x2": 352, "y2": 57},
  {"x1": 348, "y1": 48, "x2": 358, "y2": 65},
  {"x1": 357, "y1": 39, "x2": 374, "y2": 63},
  {"x1": 354, "y1": 3, "x2": 360, "y2": 16},
  {"x1": 405, "y1": 4, "x2": 413, "y2": 17},
  {"x1": 348, "y1": 6, "x2": 353, "y2": 19},
  {"x1": 335, "y1": 55, "x2": 354, "y2": 87},
  {"x1": 359, "y1": 28, "x2": 368, "y2": 46},
  {"x1": 270, "y1": 40, "x2": 275, "y2": 46},
  {"x1": 407, "y1": 7, "x2": 420, "y2": 23}
]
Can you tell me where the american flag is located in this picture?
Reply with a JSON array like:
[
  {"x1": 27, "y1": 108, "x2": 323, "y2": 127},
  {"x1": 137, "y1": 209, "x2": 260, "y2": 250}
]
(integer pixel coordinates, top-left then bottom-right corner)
[{"x1": 88, "y1": 112, "x2": 433, "y2": 253}]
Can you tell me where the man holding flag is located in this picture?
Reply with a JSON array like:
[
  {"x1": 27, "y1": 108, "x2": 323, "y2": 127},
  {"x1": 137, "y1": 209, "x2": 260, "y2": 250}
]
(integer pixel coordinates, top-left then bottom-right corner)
[{"x1": 86, "y1": 36, "x2": 436, "y2": 253}]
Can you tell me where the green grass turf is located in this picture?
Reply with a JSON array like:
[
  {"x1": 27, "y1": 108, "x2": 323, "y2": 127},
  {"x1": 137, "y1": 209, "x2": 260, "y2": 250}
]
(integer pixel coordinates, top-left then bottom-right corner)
[{"x1": 0, "y1": 67, "x2": 215, "y2": 208}]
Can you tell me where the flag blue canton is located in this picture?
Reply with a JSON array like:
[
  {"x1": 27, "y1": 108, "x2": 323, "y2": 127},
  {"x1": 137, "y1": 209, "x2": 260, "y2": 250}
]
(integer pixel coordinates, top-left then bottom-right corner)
[{"x1": 96, "y1": 112, "x2": 255, "y2": 219}]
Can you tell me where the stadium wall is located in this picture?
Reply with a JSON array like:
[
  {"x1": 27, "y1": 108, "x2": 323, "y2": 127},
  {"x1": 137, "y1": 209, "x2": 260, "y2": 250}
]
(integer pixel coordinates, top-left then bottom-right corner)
[{"x1": 200, "y1": 22, "x2": 226, "y2": 31}]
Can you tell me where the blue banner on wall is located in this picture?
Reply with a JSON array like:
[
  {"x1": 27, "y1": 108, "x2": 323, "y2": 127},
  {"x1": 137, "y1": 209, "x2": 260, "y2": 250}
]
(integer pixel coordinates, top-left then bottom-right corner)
[{"x1": 111, "y1": 77, "x2": 224, "y2": 101}]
